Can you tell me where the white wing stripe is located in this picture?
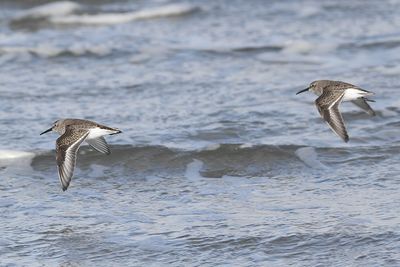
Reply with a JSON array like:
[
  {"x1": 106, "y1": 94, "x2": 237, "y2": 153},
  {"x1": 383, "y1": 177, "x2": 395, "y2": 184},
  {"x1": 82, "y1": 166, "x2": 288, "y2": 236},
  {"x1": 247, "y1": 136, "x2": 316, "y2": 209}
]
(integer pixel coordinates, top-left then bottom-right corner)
[{"x1": 57, "y1": 131, "x2": 89, "y2": 191}]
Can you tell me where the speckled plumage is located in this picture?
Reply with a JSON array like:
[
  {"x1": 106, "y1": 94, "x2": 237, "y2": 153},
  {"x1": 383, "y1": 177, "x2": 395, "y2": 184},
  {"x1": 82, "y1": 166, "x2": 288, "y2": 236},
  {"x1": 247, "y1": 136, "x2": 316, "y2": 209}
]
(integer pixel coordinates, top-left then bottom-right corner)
[
  {"x1": 297, "y1": 80, "x2": 376, "y2": 142},
  {"x1": 41, "y1": 118, "x2": 122, "y2": 191},
  {"x1": 56, "y1": 128, "x2": 89, "y2": 191},
  {"x1": 52, "y1": 118, "x2": 119, "y2": 135}
]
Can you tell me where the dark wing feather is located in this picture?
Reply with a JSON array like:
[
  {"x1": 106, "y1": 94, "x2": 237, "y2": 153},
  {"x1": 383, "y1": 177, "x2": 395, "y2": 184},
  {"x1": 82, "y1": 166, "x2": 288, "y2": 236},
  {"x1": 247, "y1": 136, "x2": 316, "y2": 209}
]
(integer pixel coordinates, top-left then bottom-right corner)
[
  {"x1": 86, "y1": 137, "x2": 111, "y2": 155},
  {"x1": 316, "y1": 90, "x2": 349, "y2": 142},
  {"x1": 351, "y1": 98, "x2": 376, "y2": 116},
  {"x1": 56, "y1": 128, "x2": 89, "y2": 191}
]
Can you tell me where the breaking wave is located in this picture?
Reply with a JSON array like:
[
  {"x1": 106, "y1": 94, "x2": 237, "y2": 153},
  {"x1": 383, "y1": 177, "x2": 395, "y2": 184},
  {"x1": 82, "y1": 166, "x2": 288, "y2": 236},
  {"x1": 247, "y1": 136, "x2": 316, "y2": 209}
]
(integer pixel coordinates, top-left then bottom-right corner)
[
  {"x1": 27, "y1": 144, "x2": 388, "y2": 178},
  {"x1": 11, "y1": 2, "x2": 199, "y2": 26}
]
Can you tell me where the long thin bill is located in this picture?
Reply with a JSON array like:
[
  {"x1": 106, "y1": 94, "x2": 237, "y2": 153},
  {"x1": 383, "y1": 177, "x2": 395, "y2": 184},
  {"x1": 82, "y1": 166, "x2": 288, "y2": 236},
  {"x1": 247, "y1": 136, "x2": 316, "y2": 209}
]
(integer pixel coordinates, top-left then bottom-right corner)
[
  {"x1": 296, "y1": 88, "x2": 309, "y2": 95},
  {"x1": 40, "y1": 127, "x2": 52, "y2": 135}
]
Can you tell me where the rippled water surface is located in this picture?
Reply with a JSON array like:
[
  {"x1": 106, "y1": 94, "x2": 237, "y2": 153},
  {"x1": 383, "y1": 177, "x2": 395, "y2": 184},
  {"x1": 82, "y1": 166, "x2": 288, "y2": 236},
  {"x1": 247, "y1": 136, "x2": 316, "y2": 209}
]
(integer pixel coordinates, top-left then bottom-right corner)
[{"x1": 1, "y1": 0, "x2": 400, "y2": 266}]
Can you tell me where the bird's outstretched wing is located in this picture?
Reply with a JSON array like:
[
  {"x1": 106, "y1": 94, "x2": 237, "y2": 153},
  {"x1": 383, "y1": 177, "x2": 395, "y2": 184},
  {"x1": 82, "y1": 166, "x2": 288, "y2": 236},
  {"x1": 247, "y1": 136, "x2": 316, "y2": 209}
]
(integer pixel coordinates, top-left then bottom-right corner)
[
  {"x1": 56, "y1": 127, "x2": 89, "y2": 191},
  {"x1": 351, "y1": 98, "x2": 376, "y2": 116},
  {"x1": 86, "y1": 137, "x2": 111, "y2": 155},
  {"x1": 315, "y1": 90, "x2": 349, "y2": 142}
]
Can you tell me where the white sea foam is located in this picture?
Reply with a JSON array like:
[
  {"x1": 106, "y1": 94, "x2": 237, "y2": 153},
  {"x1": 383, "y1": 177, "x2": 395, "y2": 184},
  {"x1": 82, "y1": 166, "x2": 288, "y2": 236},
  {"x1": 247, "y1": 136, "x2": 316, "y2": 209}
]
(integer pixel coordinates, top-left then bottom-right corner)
[
  {"x1": 15, "y1": 1, "x2": 80, "y2": 20},
  {"x1": 270, "y1": 1, "x2": 322, "y2": 19},
  {"x1": 295, "y1": 147, "x2": 328, "y2": 169},
  {"x1": 282, "y1": 40, "x2": 336, "y2": 55},
  {"x1": 0, "y1": 150, "x2": 35, "y2": 169},
  {"x1": 203, "y1": 143, "x2": 221, "y2": 151},
  {"x1": 50, "y1": 4, "x2": 199, "y2": 25},
  {"x1": 184, "y1": 159, "x2": 204, "y2": 181},
  {"x1": 297, "y1": 5, "x2": 321, "y2": 18},
  {"x1": 0, "y1": 45, "x2": 62, "y2": 57},
  {"x1": 0, "y1": 44, "x2": 111, "y2": 58},
  {"x1": 239, "y1": 143, "x2": 254, "y2": 149}
]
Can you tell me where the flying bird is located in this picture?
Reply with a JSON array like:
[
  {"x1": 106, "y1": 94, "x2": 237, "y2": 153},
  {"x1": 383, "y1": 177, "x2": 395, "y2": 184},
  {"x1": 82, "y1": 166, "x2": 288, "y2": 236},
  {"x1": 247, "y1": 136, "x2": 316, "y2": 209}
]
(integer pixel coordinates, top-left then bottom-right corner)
[
  {"x1": 296, "y1": 80, "x2": 375, "y2": 142},
  {"x1": 40, "y1": 118, "x2": 122, "y2": 191}
]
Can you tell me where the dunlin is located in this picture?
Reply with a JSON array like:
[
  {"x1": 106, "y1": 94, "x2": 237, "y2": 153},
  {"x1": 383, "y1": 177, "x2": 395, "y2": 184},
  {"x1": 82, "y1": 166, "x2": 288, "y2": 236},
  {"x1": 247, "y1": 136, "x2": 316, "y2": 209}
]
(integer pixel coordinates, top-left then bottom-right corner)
[
  {"x1": 40, "y1": 118, "x2": 122, "y2": 191},
  {"x1": 296, "y1": 80, "x2": 375, "y2": 142}
]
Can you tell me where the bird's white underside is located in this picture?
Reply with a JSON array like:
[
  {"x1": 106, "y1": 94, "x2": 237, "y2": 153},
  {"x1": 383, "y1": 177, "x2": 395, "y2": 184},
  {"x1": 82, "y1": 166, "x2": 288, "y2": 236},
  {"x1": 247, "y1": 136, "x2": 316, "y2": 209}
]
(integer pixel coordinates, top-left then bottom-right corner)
[
  {"x1": 342, "y1": 88, "x2": 371, "y2": 101},
  {"x1": 86, "y1": 127, "x2": 117, "y2": 140}
]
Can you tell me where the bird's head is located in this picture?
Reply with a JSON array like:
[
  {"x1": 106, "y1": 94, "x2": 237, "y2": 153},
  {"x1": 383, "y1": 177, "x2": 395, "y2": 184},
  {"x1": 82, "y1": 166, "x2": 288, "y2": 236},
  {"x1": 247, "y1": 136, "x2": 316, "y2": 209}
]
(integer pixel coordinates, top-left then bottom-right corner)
[
  {"x1": 40, "y1": 119, "x2": 65, "y2": 135},
  {"x1": 296, "y1": 80, "x2": 328, "y2": 96}
]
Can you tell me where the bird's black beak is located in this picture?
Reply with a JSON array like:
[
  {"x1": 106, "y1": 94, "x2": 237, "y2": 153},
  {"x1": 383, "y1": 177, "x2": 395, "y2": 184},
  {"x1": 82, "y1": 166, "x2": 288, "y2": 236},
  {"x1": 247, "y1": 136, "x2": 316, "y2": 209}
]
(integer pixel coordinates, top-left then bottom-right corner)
[
  {"x1": 296, "y1": 87, "x2": 309, "y2": 95},
  {"x1": 40, "y1": 127, "x2": 53, "y2": 135}
]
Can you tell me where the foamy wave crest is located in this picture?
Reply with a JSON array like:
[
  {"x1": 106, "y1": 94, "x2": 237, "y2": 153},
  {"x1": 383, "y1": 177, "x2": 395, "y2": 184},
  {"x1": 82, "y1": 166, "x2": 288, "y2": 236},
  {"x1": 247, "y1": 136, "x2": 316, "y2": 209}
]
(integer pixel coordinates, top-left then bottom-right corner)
[
  {"x1": 0, "y1": 43, "x2": 111, "y2": 59},
  {"x1": 185, "y1": 159, "x2": 204, "y2": 181},
  {"x1": 0, "y1": 150, "x2": 35, "y2": 170},
  {"x1": 282, "y1": 40, "x2": 337, "y2": 54},
  {"x1": 14, "y1": 1, "x2": 80, "y2": 20},
  {"x1": 295, "y1": 147, "x2": 328, "y2": 169},
  {"x1": 50, "y1": 4, "x2": 199, "y2": 25},
  {"x1": 28, "y1": 144, "x2": 384, "y2": 179},
  {"x1": 31, "y1": 144, "x2": 309, "y2": 178}
]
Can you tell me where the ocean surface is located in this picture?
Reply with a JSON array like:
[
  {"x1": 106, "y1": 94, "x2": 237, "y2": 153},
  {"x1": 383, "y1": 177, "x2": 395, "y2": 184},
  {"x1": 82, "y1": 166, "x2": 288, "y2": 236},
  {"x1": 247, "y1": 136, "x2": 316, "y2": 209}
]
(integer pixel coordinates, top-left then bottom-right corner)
[{"x1": 1, "y1": 0, "x2": 400, "y2": 266}]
